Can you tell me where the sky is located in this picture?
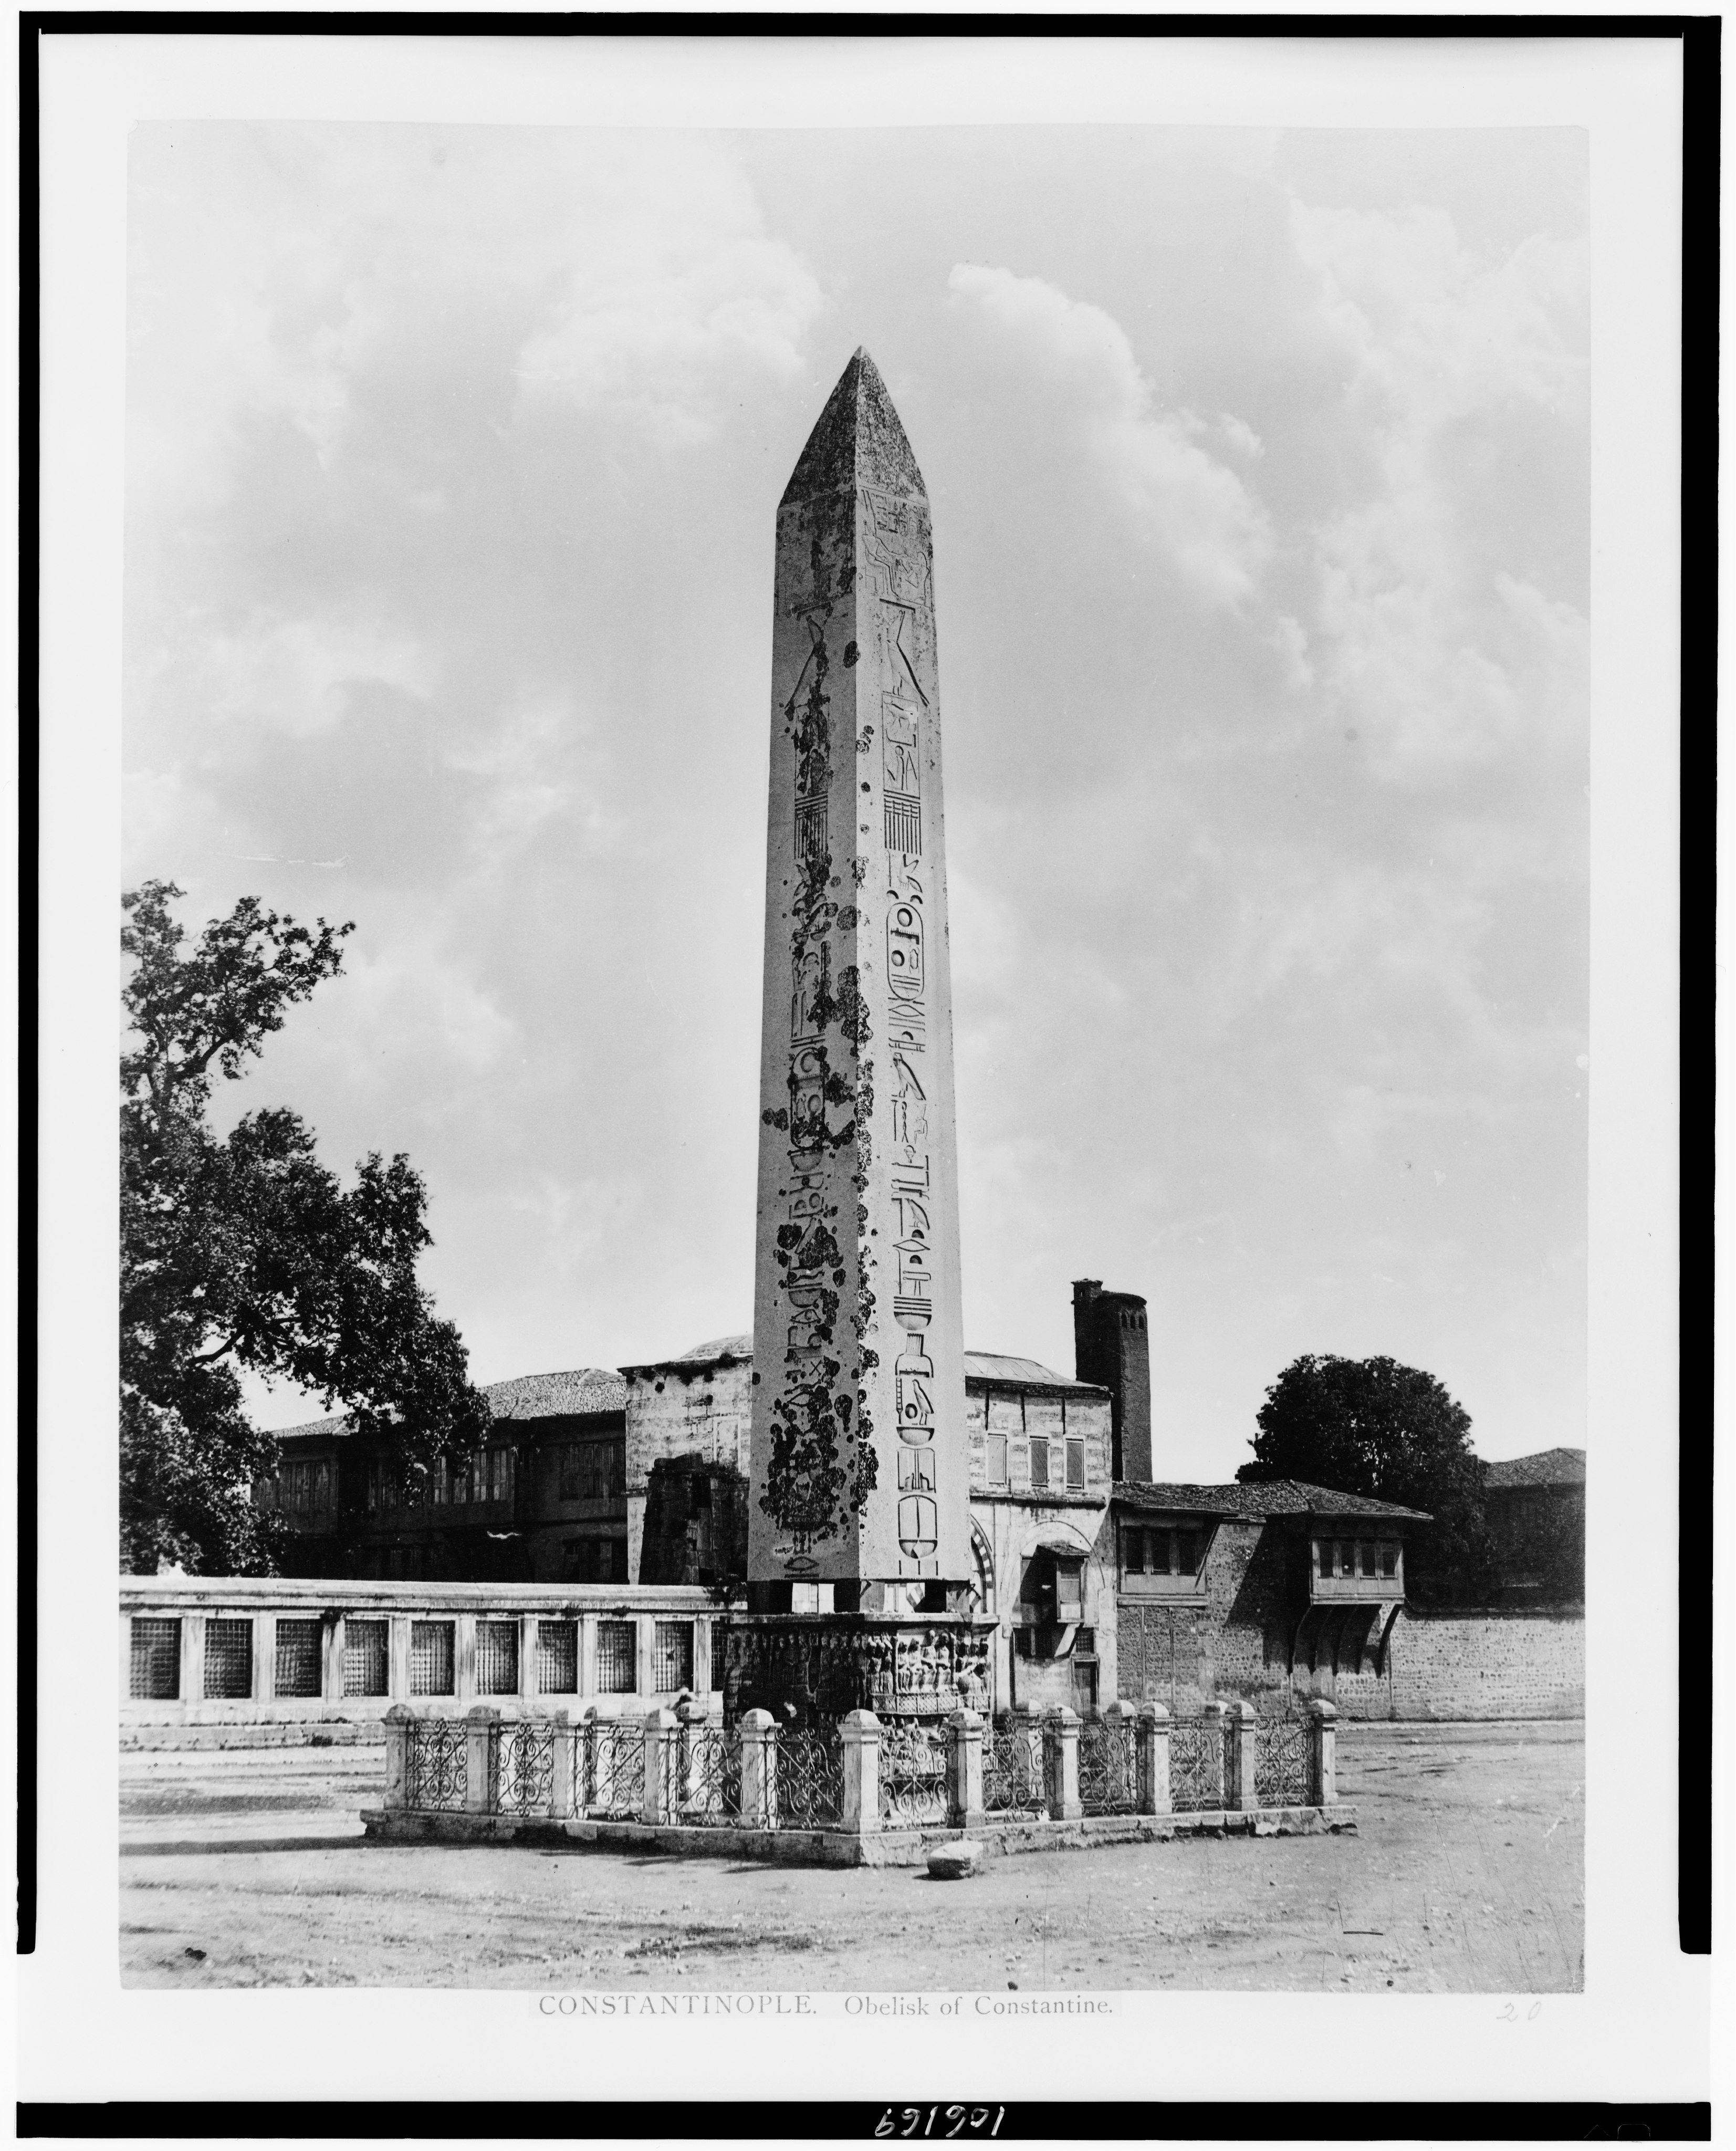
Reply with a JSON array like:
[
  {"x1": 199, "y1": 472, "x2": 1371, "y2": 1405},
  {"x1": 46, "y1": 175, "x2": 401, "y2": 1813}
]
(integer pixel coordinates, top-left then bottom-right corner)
[{"x1": 122, "y1": 121, "x2": 1589, "y2": 1478}]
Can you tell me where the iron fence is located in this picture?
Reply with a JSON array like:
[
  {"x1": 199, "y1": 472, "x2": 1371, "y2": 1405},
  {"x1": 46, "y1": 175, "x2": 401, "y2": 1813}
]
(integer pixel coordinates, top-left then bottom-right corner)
[
  {"x1": 1079, "y1": 1718, "x2": 1138, "y2": 1815},
  {"x1": 982, "y1": 1717, "x2": 1045, "y2": 1815},
  {"x1": 1167, "y1": 1716, "x2": 1228, "y2": 1811},
  {"x1": 1254, "y1": 1711, "x2": 1309, "y2": 1808},
  {"x1": 495, "y1": 1719, "x2": 557, "y2": 1817},
  {"x1": 678, "y1": 1725, "x2": 742, "y2": 1825},
  {"x1": 405, "y1": 1716, "x2": 468, "y2": 1811},
  {"x1": 583, "y1": 1717, "x2": 645, "y2": 1819},
  {"x1": 775, "y1": 1727, "x2": 844, "y2": 1830},
  {"x1": 878, "y1": 1721, "x2": 949, "y2": 1828}
]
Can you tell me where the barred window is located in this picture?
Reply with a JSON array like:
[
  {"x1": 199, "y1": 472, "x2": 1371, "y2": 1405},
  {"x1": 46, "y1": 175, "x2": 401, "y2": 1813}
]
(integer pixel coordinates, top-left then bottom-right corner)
[
  {"x1": 343, "y1": 1619, "x2": 389, "y2": 1697},
  {"x1": 1064, "y1": 1437, "x2": 1086, "y2": 1491},
  {"x1": 476, "y1": 1620, "x2": 519, "y2": 1696},
  {"x1": 410, "y1": 1620, "x2": 455, "y2": 1696},
  {"x1": 560, "y1": 1439, "x2": 624, "y2": 1501},
  {"x1": 129, "y1": 1617, "x2": 180, "y2": 1700},
  {"x1": 985, "y1": 1436, "x2": 1008, "y2": 1488},
  {"x1": 653, "y1": 1620, "x2": 694, "y2": 1694},
  {"x1": 274, "y1": 1618, "x2": 321, "y2": 1698},
  {"x1": 203, "y1": 1618, "x2": 253, "y2": 1699},
  {"x1": 596, "y1": 1620, "x2": 637, "y2": 1694},
  {"x1": 537, "y1": 1620, "x2": 578, "y2": 1694},
  {"x1": 1028, "y1": 1437, "x2": 1050, "y2": 1491}
]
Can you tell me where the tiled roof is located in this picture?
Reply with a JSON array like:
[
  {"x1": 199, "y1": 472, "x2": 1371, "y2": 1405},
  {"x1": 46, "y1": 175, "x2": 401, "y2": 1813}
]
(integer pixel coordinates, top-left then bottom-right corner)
[
  {"x1": 618, "y1": 1333, "x2": 754, "y2": 1377},
  {"x1": 964, "y1": 1351, "x2": 1106, "y2": 1393},
  {"x1": 1483, "y1": 1447, "x2": 1586, "y2": 1488},
  {"x1": 1115, "y1": 1477, "x2": 1432, "y2": 1522},
  {"x1": 270, "y1": 1366, "x2": 626, "y2": 1445}
]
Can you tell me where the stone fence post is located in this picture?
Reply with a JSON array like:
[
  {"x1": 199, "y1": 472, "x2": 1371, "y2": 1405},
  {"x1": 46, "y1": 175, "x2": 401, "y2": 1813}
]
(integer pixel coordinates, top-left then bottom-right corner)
[
  {"x1": 676, "y1": 1693, "x2": 710, "y2": 1815},
  {"x1": 1308, "y1": 1698, "x2": 1338, "y2": 1807},
  {"x1": 1044, "y1": 1706, "x2": 1082, "y2": 1822},
  {"x1": 841, "y1": 1708, "x2": 882, "y2": 1835},
  {"x1": 1227, "y1": 1699, "x2": 1259, "y2": 1812},
  {"x1": 1201, "y1": 1699, "x2": 1228, "y2": 1810},
  {"x1": 738, "y1": 1708, "x2": 777, "y2": 1830},
  {"x1": 464, "y1": 1705, "x2": 499, "y2": 1815},
  {"x1": 384, "y1": 1703, "x2": 413, "y2": 1811},
  {"x1": 575, "y1": 1706, "x2": 601, "y2": 1816},
  {"x1": 547, "y1": 1709, "x2": 574, "y2": 1822},
  {"x1": 1136, "y1": 1702, "x2": 1170, "y2": 1815},
  {"x1": 641, "y1": 1706, "x2": 678, "y2": 1825},
  {"x1": 948, "y1": 1708, "x2": 984, "y2": 1829}
]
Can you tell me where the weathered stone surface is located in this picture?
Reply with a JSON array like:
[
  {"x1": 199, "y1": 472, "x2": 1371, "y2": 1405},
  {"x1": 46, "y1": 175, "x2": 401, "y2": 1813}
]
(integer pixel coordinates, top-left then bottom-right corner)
[
  {"x1": 749, "y1": 350, "x2": 968, "y2": 1591},
  {"x1": 927, "y1": 1840, "x2": 984, "y2": 1879}
]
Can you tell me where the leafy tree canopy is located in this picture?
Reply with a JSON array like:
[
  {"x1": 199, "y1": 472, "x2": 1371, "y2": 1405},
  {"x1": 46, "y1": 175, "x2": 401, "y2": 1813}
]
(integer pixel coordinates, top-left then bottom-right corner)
[
  {"x1": 121, "y1": 880, "x2": 490, "y2": 1575},
  {"x1": 1238, "y1": 1353, "x2": 1491, "y2": 1604}
]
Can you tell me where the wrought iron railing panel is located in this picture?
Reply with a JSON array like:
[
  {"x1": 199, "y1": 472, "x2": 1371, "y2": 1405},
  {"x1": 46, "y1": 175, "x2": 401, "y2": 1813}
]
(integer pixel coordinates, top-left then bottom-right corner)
[
  {"x1": 1079, "y1": 1719, "x2": 1138, "y2": 1815},
  {"x1": 878, "y1": 1721, "x2": 949, "y2": 1828},
  {"x1": 1254, "y1": 1713, "x2": 1309, "y2": 1807},
  {"x1": 406, "y1": 1717, "x2": 468, "y2": 1811},
  {"x1": 1167, "y1": 1718, "x2": 1227, "y2": 1811},
  {"x1": 982, "y1": 1718, "x2": 1046, "y2": 1815},
  {"x1": 775, "y1": 1728, "x2": 844, "y2": 1830},
  {"x1": 496, "y1": 1720, "x2": 557, "y2": 1816},
  {"x1": 583, "y1": 1719, "x2": 644, "y2": 1819},
  {"x1": 678, "y1": 1726, "x2": 742, "y2": 1825}
]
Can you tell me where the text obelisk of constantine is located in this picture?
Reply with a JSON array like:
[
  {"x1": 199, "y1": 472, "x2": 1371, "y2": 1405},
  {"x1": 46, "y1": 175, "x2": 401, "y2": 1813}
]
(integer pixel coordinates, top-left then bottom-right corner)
[{"x1": 748, "y1": 350, "x2": 969, "y2": 1599}]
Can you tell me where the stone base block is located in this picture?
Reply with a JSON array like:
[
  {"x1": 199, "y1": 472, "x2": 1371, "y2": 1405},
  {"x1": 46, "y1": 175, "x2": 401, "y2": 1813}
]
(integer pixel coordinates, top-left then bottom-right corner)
[
  {"x1": 720, "y1": 1612, "x2": 996, "y2": 1726},
  {"x1": 359, "y1": 1804, "x2": 1358, "y2": 1863}
]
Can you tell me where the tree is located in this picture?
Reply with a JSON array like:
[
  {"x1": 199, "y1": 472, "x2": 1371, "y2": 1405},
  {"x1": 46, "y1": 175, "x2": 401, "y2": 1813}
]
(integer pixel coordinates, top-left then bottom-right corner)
[
  {"x1": 121, "y1": 879, "x2": 490, "y2": 1574},
  {"x1": 1238, "y1": 1353, "x2": 1492, "y2": 1605}
]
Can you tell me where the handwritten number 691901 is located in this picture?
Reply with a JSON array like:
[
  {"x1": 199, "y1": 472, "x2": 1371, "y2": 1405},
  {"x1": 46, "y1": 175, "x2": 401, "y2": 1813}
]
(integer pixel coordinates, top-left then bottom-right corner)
[{"x1": 875, "y1": 2108, "x2": 1005, "y2": 2137}]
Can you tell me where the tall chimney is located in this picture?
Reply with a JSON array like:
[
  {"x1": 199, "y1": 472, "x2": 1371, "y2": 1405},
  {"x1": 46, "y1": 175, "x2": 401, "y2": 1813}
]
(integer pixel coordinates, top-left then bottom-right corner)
[{"x1": 1072, "y1": 1279, "x2": 1153, "y2": 1482}]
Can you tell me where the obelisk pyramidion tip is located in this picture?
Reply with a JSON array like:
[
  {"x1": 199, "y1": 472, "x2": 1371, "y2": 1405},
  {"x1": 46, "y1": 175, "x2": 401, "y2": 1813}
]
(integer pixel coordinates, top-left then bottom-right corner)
[{"x1": 780, "y1": 348, "x2": 927, "y2": 508}]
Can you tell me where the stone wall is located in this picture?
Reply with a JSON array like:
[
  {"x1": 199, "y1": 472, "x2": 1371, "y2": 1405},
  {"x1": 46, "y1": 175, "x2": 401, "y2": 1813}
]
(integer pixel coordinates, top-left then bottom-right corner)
[
  {"x1": 624, "y1": 1355, "x2": 752, "y2": 1582},
  {"x1": 1114, "y1": 1574, "x2": 1584, "y2": 1722},
  {"x1": 1382, "y1": 1607, "x2": 1584, "y2": 1720}
]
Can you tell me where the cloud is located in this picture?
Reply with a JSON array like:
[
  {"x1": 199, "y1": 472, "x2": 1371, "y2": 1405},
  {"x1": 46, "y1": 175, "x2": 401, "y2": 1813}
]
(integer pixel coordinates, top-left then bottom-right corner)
[
  {"x1": 127, "y1": 124, "x2": 827, "y2": 515},
  {"x1": 1288, "y1": 199, "x2": 1589, "y2": 785},
  {"x1": 947, "y1": 262, "x2": 1271, "y2": 606}
]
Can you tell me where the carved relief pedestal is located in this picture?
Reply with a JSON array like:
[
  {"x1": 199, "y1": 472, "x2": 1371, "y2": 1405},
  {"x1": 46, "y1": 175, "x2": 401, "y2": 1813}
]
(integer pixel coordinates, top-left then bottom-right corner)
[{"x1": 720, "y1": 1613, "x2": 997, "y2": 1729}]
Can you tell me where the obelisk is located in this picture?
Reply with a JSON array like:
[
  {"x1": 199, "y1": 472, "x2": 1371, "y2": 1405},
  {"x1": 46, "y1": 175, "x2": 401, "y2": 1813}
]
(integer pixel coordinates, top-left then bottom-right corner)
[{"x1": 747, "y1": 349, "x2": 969, "y2": 1611}]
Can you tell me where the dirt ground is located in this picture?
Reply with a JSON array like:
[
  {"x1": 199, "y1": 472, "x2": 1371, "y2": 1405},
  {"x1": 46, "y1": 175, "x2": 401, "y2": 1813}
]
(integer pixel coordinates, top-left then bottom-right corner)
[{"x1": 120, "y1": 1719, "x2": 1583, "y2": 1992}]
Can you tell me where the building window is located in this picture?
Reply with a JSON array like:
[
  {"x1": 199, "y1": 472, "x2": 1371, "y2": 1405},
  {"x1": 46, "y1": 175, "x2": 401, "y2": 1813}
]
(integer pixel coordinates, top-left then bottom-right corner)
[
  {"x1": 410, "y1": 1621, "x2": 455, "y2": 1696},
  {"x1": 564, "y1": 1537, "x2": 626, "y2": 1584},
  {"x1": 985, "y1": 1437, "x2": 1009, "y2": 1488},
  {"x1": 1359, "y1": 1541, "x2": 1376, "y2": 1578},
  {"x1": 343, "y1": 1620, "x2": 389, "y2": 1697},
  {"x1": 1054, "y1": 1558, "x2": 1084, "y2": 1623},
  {"x1": 1175, "y1": 1529, "x2": 1199, "y2": 1576},
  {"x1": 432, "y1": 1459, "x2": 448, "y2": 1505},
  {"x1": 537, "y1": 1621, "x2": 578, "y2": 1694},
  {"x1": 1381, "y1": 1544, "x2": 1399, "y2": 1579},
  {"x1": 129, "y1": 1617, "x2": 179, "y2": 1700},
  {"x1": 488, "y1": 1449, "x2": 515, "y2": 1503},
  {"x1": 1029, "y1": 1438, "x2": 1050, "y2": 1492},
  {"x1": 596, "y1": 1620, "x2": 637, "y2": 1694},
  {"x1": 476, "y1": 1620, "x2": 519, "y2": 1696},
  {"x1": 1337, "y1": 1540, "x2": 1354, "y2": 1578},
  {"x1": 274, "y1": 1618, "x2": 321, "y2": 1698},
  {"x1": 560, "y1": 1439, "x2": 624, "y2": 1502},
  {"x1": 203, "y1": 1619, "x2": 253, "y2": 1699},
  {"x1": 654, "y1": 1620, "x2": 694, "y2": 1694},
  {"x1": 1064, "y1": 1438, "x2": 1086, "y2": 1492},
  {"x1": 1123, "y1": 1526, "x2": 1148, "y2": 1574}
]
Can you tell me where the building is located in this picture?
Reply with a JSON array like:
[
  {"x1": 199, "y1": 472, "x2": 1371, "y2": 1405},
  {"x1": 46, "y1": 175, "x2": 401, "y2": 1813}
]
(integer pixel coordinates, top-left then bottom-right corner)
[
  {"x1": 1106, "y1": 1477, "x2": 1430, "y2": 1715},
  {"x1": 263, "y1": 1368, "x2": 629, "y2": 1584},
  {"x1": 1482, "y1": 1448, "x2": 1586, "y2": 1605}
]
